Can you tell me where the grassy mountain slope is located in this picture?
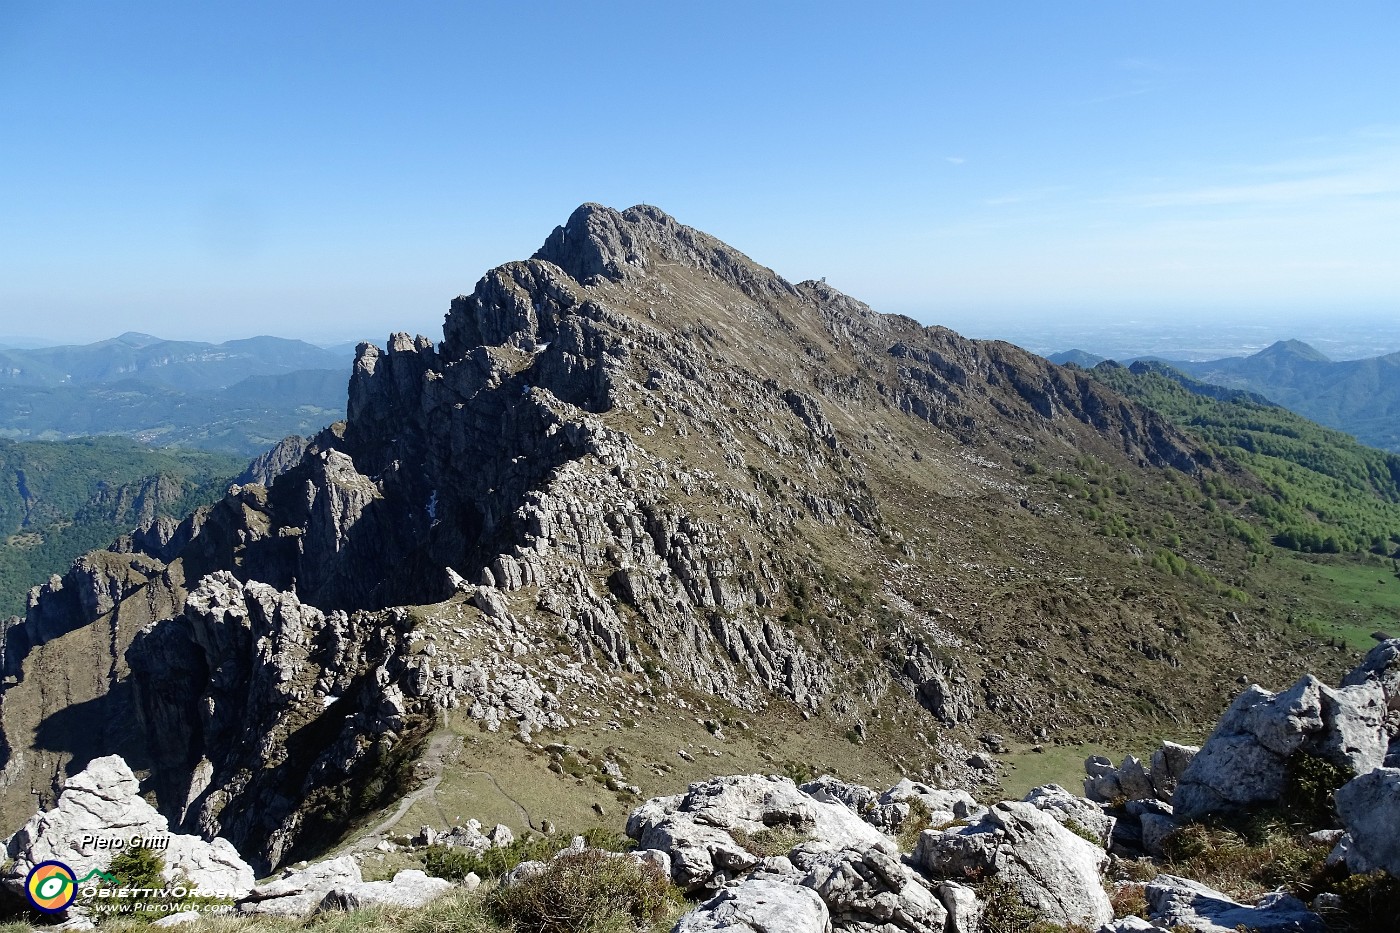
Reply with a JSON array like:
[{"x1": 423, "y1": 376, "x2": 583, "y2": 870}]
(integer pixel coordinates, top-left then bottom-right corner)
[
  {"x1": 1082, "y1": 359, "x2": 1400, "y2": 648},
  {"x1": 1087, "y1": 361, "x2": 1400, "y2": 556},
  {"x1": 0, "y1": 437, "x2": 241, "y2": 616}
]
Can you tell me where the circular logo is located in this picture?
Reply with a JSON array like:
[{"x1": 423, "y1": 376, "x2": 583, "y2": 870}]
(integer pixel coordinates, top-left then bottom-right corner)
[{"x1": 25, "y1": 861, "x2": 77, "y2": 913}]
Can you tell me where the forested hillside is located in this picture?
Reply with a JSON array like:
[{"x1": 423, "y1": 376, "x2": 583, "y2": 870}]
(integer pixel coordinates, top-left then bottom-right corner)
[
  {"x1": 0, "y1": 437, "x2": 240, "y2": 616},
  {"x1": 1085, "y1": 361, "x2": 1400, "y2": 557}
]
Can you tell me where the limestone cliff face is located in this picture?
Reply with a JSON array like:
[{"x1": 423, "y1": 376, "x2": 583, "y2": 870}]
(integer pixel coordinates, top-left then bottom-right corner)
[{"x1": 0, "y1": 204, "x2": 1238, "y2": 870}]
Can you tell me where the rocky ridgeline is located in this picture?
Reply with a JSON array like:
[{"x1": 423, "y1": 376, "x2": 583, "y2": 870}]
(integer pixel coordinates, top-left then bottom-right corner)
[{"x1": 0, "y1": 202, "x2": 1318, "y2": 872}]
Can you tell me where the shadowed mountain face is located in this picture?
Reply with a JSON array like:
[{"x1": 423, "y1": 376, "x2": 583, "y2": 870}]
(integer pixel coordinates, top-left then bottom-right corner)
[{"x1": 0, "y1": 205, "x2": 1340, "y2": 871}]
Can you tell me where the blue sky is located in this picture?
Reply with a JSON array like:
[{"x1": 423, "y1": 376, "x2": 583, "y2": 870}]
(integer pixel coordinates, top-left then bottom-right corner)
[{"x1": 2, "y1": 1, "x2": 1398, "y2": 344}]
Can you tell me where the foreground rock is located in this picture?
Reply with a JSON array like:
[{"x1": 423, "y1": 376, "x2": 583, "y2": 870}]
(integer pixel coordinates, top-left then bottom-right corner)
[
  {"x1": 1021, "y1": 783, "x2": 1114, "y2": 848},
  {"x1": 1342, "y1": 638, "x2": 1400, "y2": 766},
  {"x1": 792, "y1": 844, "x2": 947, "y2": 933},
  {"x1": 1145, "y1": 874, "x2": 1324, "y2": 932},
  {"x1": 676, "y1": 879, "x2": 831, "y2": 933},
  {"x1": 913, "y1": 800, "x2": 1112, "y2": 929},
  {"x1": 1173, "y1": 674, "x2": 1388, "y2": 822},
  {"x1": 626, "y1": 775, "x2": 891, "y2": 892},
  {"x1": 1, "y1": 755, "x2": 254, "y2": 897},
  {"x1": 1333, "y1": 767, "x2": 1400, "y2": 877},
  {"x1": 236, "y1": 856, "x2": 451, "y2": 915}
]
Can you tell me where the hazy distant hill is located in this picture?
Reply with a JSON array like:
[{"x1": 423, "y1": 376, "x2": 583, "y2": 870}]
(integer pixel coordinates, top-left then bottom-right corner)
[
  {"x1": 1049, "y1": 340, "x2": 1400, "y2": 452},
  {"x1": 0, "y1": 332, "x2": 346, "y2": 391},
  {"x1": 0, "y1": 437, "x2": 240, "y2": 616},
  {"x1": 0, "y1": 333, "x2": 353, "y2": 456},
  {"x1": 1046, "y1": 348, "x2": 1105, "y2": 367},
  {"x1": 0, "y1": 369, "x2": 346, "y2": 457},
  {"x1": 1166, "y1": 340, "x2": 1400, "y2": 452}
]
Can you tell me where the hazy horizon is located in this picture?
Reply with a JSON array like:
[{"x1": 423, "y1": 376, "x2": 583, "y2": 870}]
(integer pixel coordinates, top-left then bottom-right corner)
[{"x1": 6, "y1": 307, "x2": 1400, "y2": 367}]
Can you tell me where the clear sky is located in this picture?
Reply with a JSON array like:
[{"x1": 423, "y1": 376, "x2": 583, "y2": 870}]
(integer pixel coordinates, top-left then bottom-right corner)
[{"x1": 2, "y1": 1, "x2": 1398, "y2": 345}]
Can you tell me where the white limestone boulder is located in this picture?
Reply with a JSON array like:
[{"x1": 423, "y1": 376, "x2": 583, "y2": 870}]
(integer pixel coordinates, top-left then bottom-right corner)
[
  {"x1": 1333, "y1": 767, "x2": 1400, "y2": 877},
  {"x1": 913, "y1": 800, "x2": 1112, "y2": 929},
  {"x1": 675, "y1": 879, "x2": 831, "y2": 933},
  {"x1": 2, "y1": 755, "x2": 253, "y2": 898},
  {"x1": 627, "y1": 775, "x2": 891, "y2": 892}
]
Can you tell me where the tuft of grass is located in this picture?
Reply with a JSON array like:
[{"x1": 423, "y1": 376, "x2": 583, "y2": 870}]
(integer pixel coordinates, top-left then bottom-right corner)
[
  {"x1": 896, "y1": 797, "x2": 934, "y2": 853},
  {"x1": 1161, "y1": 810, "x2": 1324, "y2": 901},
  {"x1": 974, "y1": 878, "x2": 1096, "y2": 933},
  {"x1": 729, "y1": 825, "x2": 811, "y2": 858},
  {"x1": 423, "y1": 828, "x2": 630, "y2": 881},
  {"x1": 1061, "y1": 819, "x2": 1105, "y2": 848},
  {"x1": 1109, "y1": 882, "x2": 1149, "y2": 919},
  {"x1": 1283, "y1": 751, "x2": 1354, "y2": 828},
  {"x1": 486, "y1": 849, "x2": 684, "y2": 933},
  {"x1": 1324, "y1": 870, "x2": 1400, "y2": 933}
]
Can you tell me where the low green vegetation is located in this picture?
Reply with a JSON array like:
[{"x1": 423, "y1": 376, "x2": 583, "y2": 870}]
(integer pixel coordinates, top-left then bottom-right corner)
[
  {"x1": 487, "y1": 849, "x2": 683, "y2": 933},
  {"x1": 728, "y1": 825, "x2": 811, "y2": 858},
  {"x1": 0, "y1": 437, "x2": 239, "y2": 616},
  {"x1": 422, "y1": 828, "x2": 630, "y2": 882},
  {"x1": 91, "y1": 845, "x2": 232, "y2": 923},
  {"x1": 1282, "y1": 555, "x2": 1400, "y2": 651},
  {"x1": 895, "y1": 797, "x2": 934, "y2": 853},
  {"x1": 1086, "y1": 362, "x2": 1400, "y2": 558},
  {"x1": 976, "y1": 878, "x2": 1095, "y2": 933}
]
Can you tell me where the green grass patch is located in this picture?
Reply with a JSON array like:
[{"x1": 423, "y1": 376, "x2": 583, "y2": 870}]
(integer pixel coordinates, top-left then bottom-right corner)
[
  {"x1": 998, "y1": 743, "x2": 1132, "y2": 801},
  {"x1": 1282, "y1": 554, "x2": 1400, "y2": 650}
]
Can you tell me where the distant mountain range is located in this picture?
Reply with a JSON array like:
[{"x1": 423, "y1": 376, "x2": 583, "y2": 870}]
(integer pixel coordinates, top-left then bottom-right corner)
[
  {"x1": 0, "y1": 331, "x2": 347, "y2": 390},
  {"x1": 1049, "y1": 340, "x2": 1400, "y2": 453},
  {"x1": 0, "y1": 333, "x2": 357, "y2": 456}
]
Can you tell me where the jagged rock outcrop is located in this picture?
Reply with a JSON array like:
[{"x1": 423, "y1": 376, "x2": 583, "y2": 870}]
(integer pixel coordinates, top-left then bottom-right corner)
[
  {"x1": 1173, "y1": 673, "x2": 1388, "y2": 822},
  {"x1": 235, "y1": 435, "x2": 309, "y2": 488},
  {"x1": 1, "y1": 755, "x2": 253, "y2": 898},
  {"x1": 128, "y1": 572, "x2": 437, "y2": 873}
]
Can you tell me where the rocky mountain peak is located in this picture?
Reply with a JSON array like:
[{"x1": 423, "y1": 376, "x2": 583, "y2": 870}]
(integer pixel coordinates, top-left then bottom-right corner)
[
  {"x1": 0, "y1": 202, "x2": 1323, "y2": 874},
  {"x1": 532, "y1": 203, "x2": 798, "y2": 302}
]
